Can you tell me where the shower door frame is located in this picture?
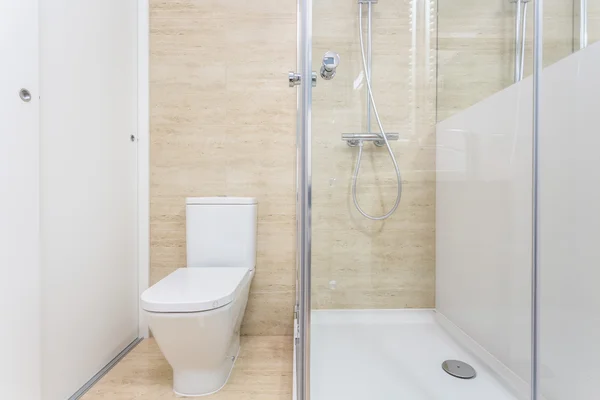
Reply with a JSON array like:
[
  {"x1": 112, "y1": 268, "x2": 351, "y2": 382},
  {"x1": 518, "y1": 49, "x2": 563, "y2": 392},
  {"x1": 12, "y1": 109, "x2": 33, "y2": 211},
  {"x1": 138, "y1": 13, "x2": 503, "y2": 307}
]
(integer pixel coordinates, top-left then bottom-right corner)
[{"x1": 295, "y1": 0, "x2": 312, "y2": 399}]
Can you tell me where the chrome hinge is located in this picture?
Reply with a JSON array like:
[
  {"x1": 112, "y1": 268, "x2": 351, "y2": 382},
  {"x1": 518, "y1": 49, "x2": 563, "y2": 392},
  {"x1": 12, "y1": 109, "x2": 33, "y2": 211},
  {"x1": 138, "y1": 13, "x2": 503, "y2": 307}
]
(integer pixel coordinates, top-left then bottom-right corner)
[
  {"x1": 288, "y1": 71, "x2": 301, "y2": 87},
  {"x1": 294, "y1": 315, "x2": 300, "y2": 339},
  {"x1": 288, "y1": 71, "x2": 318, "y2": 87}
]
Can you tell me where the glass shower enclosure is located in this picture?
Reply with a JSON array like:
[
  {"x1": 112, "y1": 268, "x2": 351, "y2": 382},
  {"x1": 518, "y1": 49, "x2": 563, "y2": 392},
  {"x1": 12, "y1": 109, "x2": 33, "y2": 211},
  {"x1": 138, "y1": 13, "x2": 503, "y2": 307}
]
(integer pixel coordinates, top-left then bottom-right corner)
[{"x1": 293, "y1": 1, "x2": 600, "y2": 399}]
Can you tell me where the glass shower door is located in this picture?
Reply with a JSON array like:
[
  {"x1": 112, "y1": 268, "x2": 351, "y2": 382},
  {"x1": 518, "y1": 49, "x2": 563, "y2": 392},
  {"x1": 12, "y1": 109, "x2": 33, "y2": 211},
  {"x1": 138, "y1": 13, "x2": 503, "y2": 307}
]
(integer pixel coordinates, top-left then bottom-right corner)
[
  {"x1": 296, "y1": 0, "x2": 439, "y2": 398},
  {"x1": 295, "y1": 0, "x2": 547, "y2": 399}
]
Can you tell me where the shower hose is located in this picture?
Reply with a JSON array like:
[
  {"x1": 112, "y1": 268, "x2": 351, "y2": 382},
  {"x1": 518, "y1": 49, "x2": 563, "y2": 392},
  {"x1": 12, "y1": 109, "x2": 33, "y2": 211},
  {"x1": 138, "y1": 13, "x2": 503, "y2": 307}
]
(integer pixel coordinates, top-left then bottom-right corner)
[{"x1": 352, "y1": 4, "x2": 403, "y2": 220}]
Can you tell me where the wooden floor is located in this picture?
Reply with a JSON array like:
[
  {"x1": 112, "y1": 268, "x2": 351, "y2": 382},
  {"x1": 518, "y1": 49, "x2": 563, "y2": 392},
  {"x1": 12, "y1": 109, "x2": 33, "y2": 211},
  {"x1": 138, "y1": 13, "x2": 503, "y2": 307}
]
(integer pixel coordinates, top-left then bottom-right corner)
[{"x1": 81, "y1": 336, "x2": 293, "y2": 400}]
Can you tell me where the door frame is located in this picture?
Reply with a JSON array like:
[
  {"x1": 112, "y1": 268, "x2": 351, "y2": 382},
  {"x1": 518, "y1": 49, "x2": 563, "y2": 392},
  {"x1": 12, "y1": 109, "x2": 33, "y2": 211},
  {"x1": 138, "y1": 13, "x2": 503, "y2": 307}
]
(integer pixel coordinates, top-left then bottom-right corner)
[
  {"x1": 295, "y1": 0, "x2": 312, "y2": 399},
  {"x1": 137, "y1": 0, "x2": 150, "y2": 338}
]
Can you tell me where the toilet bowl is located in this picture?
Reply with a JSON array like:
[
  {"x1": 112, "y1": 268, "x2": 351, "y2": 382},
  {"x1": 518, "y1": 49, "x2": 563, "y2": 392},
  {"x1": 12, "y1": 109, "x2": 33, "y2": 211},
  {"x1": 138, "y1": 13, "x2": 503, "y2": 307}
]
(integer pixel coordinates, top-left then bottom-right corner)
[{"x1": 141, "y1": 197, "x2": 257, "y2": 397}]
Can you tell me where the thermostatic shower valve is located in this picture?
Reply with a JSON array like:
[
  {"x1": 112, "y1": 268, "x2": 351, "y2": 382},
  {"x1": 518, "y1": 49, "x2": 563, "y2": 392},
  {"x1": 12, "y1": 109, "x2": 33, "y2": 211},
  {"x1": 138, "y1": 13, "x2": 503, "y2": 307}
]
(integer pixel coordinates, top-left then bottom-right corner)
[{"x1": 320, "y1": 51, "x2": 340, "y2": 80}]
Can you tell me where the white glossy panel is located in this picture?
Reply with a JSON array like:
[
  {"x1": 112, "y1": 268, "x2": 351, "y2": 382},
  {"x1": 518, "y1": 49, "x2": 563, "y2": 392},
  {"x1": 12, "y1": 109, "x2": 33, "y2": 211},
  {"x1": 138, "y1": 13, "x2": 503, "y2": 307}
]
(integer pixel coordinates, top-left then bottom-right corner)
[
  {"x1": 39, "y1": 0, "x2": 139, "y2": 398},
  {"x1": 186, "y1": 204, "x2": 258, "y2": 270},
  {"x1": 537, "y1": 43, "x2": 600, "y2": 400},
  {"x1": 436, "y1": 66, "x2": 534, "y2": 386},
  {"x1": 0, "y1": 1, "x2": 41, "y2": 398},
  {"x1": 437, "y1": 42, "x2": 600, "y2": 399}
]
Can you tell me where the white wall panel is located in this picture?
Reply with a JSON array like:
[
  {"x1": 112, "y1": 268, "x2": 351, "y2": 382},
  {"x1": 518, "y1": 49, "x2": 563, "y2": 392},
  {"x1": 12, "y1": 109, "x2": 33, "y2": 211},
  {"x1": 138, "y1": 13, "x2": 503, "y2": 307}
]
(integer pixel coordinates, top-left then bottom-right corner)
[
  {"x1": 39, "y1": 1, "x2": 139, "y2": 398},
  {"x1": 0, "y1": 1, "x2": 41, "y2": 398},
  {"x1": 436, "y1": 42, "x2": 600, "y2": 400}
]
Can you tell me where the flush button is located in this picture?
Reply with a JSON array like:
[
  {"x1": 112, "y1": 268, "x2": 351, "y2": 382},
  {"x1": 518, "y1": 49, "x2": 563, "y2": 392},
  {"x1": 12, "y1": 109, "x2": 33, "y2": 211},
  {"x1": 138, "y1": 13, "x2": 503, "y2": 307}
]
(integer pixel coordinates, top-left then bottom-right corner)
[{"x1": 19, "y1": 88, "x2": 32, "y2": 102}]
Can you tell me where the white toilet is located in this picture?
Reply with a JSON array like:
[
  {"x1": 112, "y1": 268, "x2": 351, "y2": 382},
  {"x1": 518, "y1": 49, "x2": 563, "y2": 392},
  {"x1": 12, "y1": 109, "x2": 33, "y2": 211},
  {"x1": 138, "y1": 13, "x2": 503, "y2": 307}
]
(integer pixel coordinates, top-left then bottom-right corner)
[{"x1": 141, "y1": 197, "x2": 257, "y2": 397}]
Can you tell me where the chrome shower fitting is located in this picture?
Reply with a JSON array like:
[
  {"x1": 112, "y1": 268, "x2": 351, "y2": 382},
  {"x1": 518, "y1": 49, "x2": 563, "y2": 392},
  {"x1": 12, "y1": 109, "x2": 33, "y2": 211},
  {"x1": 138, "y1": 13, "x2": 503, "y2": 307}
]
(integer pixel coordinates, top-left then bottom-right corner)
[
  {"x1": 346, "y1": 1, "x2": 402, "y2": 221},
  {"x1": 511, "y1": 0, "x2": 531, "y2": 82},
  {"x1": 342, "y1": 132, "x2": 399, "y2": 147},
  {"x1": 320, "y1": 51, "x2": 340, "y2": 80}
]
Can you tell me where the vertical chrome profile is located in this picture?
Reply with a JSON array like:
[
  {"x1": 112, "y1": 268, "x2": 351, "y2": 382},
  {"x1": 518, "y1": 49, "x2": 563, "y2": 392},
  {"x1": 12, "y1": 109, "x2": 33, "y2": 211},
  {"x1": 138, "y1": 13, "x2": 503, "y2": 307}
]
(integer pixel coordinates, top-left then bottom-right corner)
[
  {"x1": 514, "y1": 0, "x2": 523, "y2": 82},
  {"x1": 519, "y1": 1, "x2": 528, "y2": 81},
  {"x1": 580, "y1": 0, "x2": 588, "y2": 49},
  {"x1": 366, "y1": 2, "x2": 373, "y2": 133},
  {"x1": 531, "y1": 0, "x2": 542, "y2": 399},
  {"x1": 295, "y1": 0, "x2": 312, "y2": 399}
]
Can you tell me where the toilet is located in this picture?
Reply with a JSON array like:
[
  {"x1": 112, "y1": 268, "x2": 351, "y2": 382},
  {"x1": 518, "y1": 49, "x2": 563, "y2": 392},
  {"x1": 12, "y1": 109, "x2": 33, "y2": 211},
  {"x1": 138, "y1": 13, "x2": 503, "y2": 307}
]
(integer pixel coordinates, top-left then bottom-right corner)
[{"x1": 141, "y1": 197, "x2": 257, "y2": 397}]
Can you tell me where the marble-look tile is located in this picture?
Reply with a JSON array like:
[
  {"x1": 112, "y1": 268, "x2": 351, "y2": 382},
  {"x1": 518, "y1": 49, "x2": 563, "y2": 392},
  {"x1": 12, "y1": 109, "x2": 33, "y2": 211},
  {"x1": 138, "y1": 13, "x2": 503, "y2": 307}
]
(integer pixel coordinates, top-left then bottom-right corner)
[
  {"x1": 589, "y1": 2, "x2": 600, "y2": 45},
  {"x1": 150, "y1": 0, "x2": 295, "y2": 20},
  {"x1": 81, "y1": 337, "x2": 293, "y2": 400},
  {"x1": 242, "y1": 291, "x2": 295, "y2": 337},
  {"x1": 309, "y1": 0, "x2": 437, "y2": 311},
  {"x1": 151, "y1": 0, "x2": 438, "y2": 322},
  {"x1": 150, "y1": 0, "x2": 297, "y2": 335},
  {"x1": 437, "y1": 0, "x2": 576, "y2": 121}
]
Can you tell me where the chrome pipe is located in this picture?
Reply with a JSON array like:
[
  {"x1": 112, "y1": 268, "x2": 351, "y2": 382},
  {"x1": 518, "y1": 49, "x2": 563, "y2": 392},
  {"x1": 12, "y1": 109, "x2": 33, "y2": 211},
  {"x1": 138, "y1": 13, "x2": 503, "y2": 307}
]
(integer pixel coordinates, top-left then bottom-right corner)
[
  {"x1": 580, "y1": 0, "x2": 588, "y2": 49},
  {"x1": 514, "y1": 0, "x2": 523, "y2": 82},
  {"x1": 520, "y1": 1, "x2": 528, "y2": 81}
]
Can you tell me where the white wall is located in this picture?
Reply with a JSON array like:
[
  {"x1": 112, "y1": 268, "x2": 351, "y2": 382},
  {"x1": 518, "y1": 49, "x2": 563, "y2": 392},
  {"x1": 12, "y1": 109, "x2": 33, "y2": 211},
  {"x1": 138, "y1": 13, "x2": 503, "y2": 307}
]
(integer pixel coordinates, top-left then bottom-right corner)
[
  {"x1": 39, "y1": 1, "x2": 140, "y2": 398},
  {"x1": 536, "y1": 43, "x2": 600, "y2": 400},
  {"x1": 436, "y1": 43, "x2": 600, "y2": 400},
  {"x1": 0, "y1": 1, "x2": 41, "y2": 398}
]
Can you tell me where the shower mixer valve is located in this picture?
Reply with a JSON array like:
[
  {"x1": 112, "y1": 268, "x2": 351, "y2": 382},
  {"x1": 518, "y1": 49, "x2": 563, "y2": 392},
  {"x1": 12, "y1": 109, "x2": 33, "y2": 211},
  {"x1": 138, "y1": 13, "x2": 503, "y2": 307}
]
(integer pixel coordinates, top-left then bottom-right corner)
[{"x1": 320, "y1": 51, "x2": 340, "y2": 80}]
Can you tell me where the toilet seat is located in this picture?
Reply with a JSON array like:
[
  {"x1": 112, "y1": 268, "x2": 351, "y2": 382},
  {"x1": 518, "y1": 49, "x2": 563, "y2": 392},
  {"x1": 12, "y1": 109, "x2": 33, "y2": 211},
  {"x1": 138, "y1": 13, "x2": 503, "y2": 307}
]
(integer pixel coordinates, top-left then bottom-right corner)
[{"x1": 141, "y1": 267, "x2": 250, "y2": 313}]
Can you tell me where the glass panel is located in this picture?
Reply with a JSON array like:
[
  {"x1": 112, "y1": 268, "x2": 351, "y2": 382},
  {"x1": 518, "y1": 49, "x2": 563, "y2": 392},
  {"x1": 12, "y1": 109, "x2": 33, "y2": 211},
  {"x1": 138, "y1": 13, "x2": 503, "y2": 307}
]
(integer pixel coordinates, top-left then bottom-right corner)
[
  {"x1": 579, "y1": 0, "x2": 600, "y2": 46},
  {"x1": 310, "y1": 0, "x2": 438, "y2": 398},
  {"x1": 306, "y1": 0, "x2": 535, "y2": 399},
  {"x1": 589, "y1": 0, "x2": 600, "y2": 44},
  {"x1": 437, "y1": 1, "x2": 518, "y2": 120},
  {"x1": 574, "y1": 0, "x2": 600, "y2": 50},
  {"x1": 436, "y1": 0, "x2": 537, "y2": 397},
  {"x1": 437, "y1": 0, "x2": 575, "y2": 122},
  {"x1": 543, "y1": 0, "x2": 574, "y2": 65}
]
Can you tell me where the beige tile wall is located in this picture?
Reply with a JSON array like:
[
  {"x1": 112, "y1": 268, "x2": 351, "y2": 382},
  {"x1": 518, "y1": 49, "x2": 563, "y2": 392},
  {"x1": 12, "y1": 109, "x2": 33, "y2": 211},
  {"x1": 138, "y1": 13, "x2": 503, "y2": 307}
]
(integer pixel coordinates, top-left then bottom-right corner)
[
  {"x1": 150, "y1": 0, "x2": 297, "y2": 336},
  {"x1": 310, "y1": 1, "x2": 438, "y2": 309},
  {"x1": 151, "y1": 0, "x2": 583, "y2": 328},
  {"x1": 151, "y1": 0, "x2": 438, "y2": 326},
  {"x1": 589, "y1": 0, "x2": 600, "y2": 44},
  {"x1": 437, "y1": 0, "x2": 575, "y2": 121}
]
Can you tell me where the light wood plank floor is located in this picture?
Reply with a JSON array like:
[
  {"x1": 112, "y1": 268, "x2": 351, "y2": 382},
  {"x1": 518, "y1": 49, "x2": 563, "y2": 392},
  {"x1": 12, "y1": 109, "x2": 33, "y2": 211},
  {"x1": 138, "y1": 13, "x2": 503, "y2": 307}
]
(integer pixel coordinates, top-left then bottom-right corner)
[{"x1": 82, "y1": 336, "x2": 293, "y2": 400}]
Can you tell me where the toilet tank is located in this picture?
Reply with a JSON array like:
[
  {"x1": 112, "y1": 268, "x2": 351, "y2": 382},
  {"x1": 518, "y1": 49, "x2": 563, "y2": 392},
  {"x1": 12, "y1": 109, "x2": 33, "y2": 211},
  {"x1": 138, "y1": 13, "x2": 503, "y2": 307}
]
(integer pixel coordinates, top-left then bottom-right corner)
[{"x1": 185, "y1": 197, "x2": 258, "y2": 270}]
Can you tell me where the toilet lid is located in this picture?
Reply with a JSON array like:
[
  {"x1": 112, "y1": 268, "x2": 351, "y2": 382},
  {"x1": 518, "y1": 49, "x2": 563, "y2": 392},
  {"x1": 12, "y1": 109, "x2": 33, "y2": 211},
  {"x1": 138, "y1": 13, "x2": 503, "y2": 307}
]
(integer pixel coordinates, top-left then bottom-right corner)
[{"x1": 141, "y1": 267, "x2": 250, "y2": 313}]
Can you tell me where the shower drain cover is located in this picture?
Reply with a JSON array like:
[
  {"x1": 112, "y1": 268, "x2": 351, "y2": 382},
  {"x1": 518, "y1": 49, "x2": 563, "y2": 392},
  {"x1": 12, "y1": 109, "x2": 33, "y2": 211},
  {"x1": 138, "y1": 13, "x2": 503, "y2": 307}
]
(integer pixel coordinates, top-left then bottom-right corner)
[{"x1": 441, "y1": 360, "x2": 477, "y2": 379}]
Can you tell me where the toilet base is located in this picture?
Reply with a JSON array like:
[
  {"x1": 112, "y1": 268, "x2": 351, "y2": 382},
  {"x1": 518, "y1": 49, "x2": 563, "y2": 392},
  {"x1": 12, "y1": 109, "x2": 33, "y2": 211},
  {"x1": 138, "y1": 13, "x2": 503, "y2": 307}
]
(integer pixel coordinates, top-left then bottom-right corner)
[{"x1": 172, "y1": 335, "x2": 241, "y2": 397}]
